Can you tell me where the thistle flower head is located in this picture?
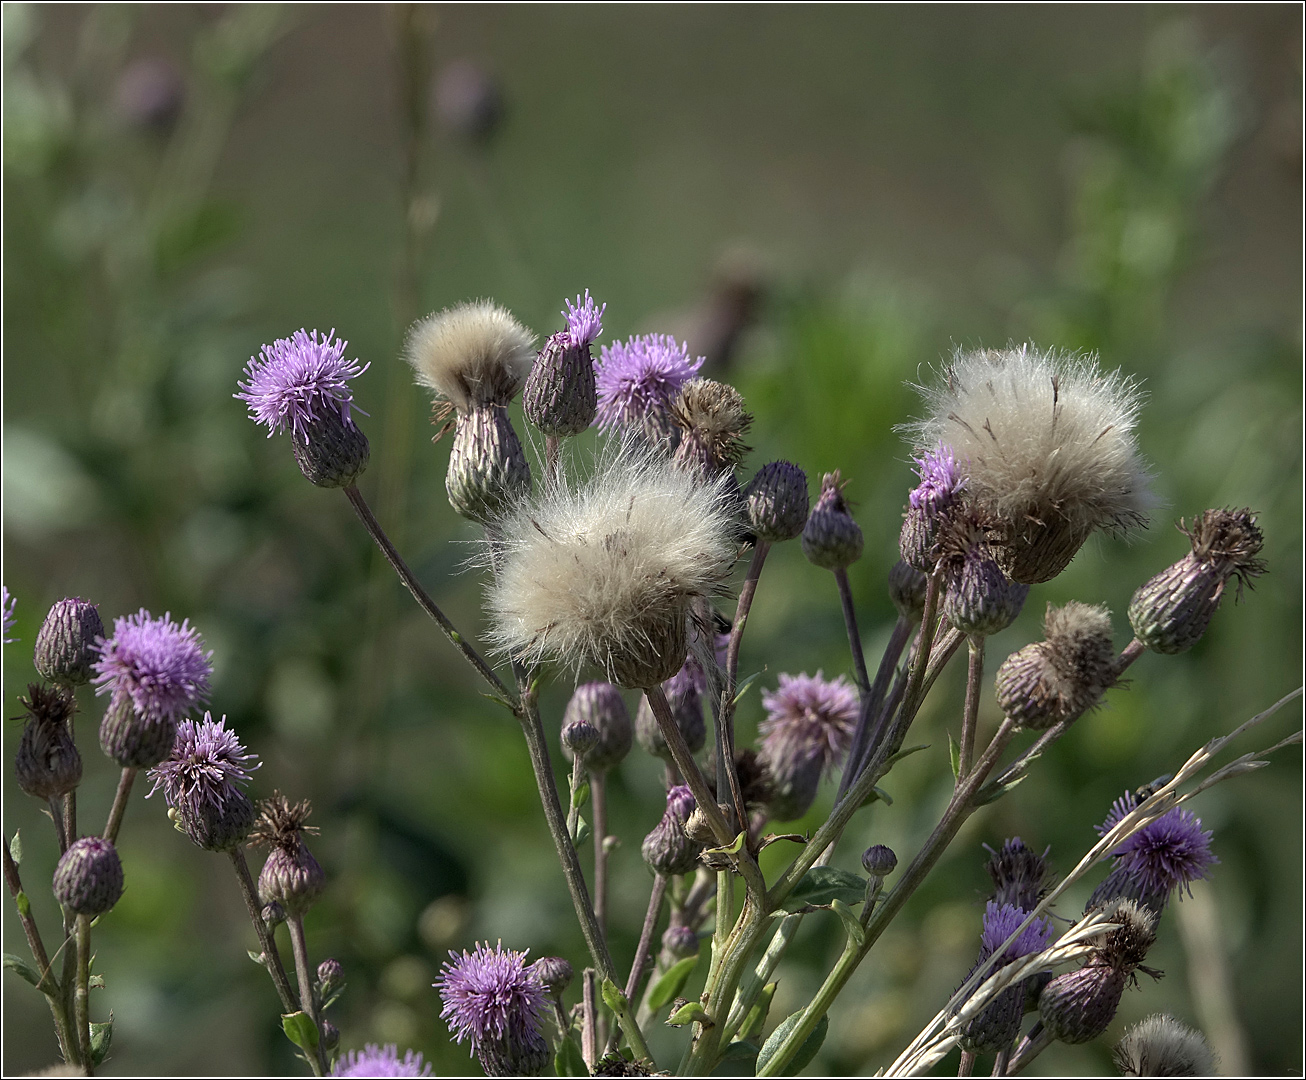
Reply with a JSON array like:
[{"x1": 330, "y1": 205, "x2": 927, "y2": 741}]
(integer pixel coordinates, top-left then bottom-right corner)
[
  {"x1": 484, "y1": 444, "x2": 738, "y2": 688},
  {"x1": 1096, "y1": 792, "x2": 1217, "y2": 905},
  {"x1": 642, "y1": 784, "x2": 702, "y2": 876},
  {"x1": 406, "y1": 301, "x2": 536, "y2": 412},
  {"x1": 252, "y1": 792, "x2": 324, "y2": 914},
  {"x1": 979, "y1": 900, "x2": 1053, "y2": 963},
  {"x1": 146, "y1": 713, "x2": 260, "y2": 851},
  {"x1": 1113, "y1": 1014, "x2": 1216, "y2": 1077},
  {"x1": 906, "y1": 346, "x2": 1154, "y2": 583},
  {"x1": 759, "y1": 671, "x2": 858, "y2": 780},
  {"x1": 909, "y1": 443, "x2": 963, "y2": 516},
  {"x1": 524, "y1": 291, "x2": 604, "y2": 437},
  {"x1": 562, "y1": 290, "x2": 605, "y2": 349},
  {"x1": 670, "y1": 378, "x2": 753, "y2": 476},
  {"x1": 34, "y1": 598, "x2": 104, "y2": 686},
  {"x1": 332, "y1": 1044, "x2": 433, "y2": 1078},
  {"x1": 435, "y1": 941, "x2": 549, "y2": 1076},
  {"x1": 802, "y1": 471, "x2": 864, "y2": 570},
  {"x1": 92, "y1": 609, "x2": 213, "y2": 722},
  {"x1": 595, "y1": 334, "x2": 703, "y2": 432},
  {"x1": 236, "y1": 329, "x2": 368, "y2": 439},
  {"x1": 53, "y1": 836, "x2": 123, "y2": 917},
  {"x1": 1, "y1": 586, "x2": 14, "y2": 643},
  {"x1": 984, "y1": 837, "x2": 1052, "y2": 911},
  {"x1": 14, "y1": 684, "x2": 82, "y2": 801}
]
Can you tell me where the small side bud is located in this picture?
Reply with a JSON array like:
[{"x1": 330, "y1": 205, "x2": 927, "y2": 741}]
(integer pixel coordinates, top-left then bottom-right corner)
[
  {"x1": 445, "y1": 405, "x2": 532, "y2": 523},
  {"x1": 53, "y1": 837, "x2": 124, "y2": 917},
  {"x1": 319, "y1": 1021, "x2": 340, "y2": 1053},
  {"x1": 642, "y1": 786, "x2": 701, "y2": 876},
  {"x1": 802, "y1": 471, "x2": 864, "y2": 570},
  {"x1": 561, "y1": 683, "x2": 632, "y2": 773},
  {"x1": 861, "y1": 844, "x2": 898, "y2": 877},
  {"x1": 531, "y1": 956, "x2": 574, "y2": 999},
  {"x1": 744, "y1": 461, "x2": 809, "y2": 543},
  {"x1": 888, "y1": 559, "x2": 928, "y2": 622},
  {"x1": 661, "y1": 925, "x2": 699, "y2": 960},
  {"x1": 15, "y1": 685, "x2": 82, "y2": 801},
  {"x1": 317, "y1": 957, "x2": 344, "y2": 992},
  {"x1": 34, "y1": 598, "x2": 105, "y2": 686},
  {"x1": 262, "y1": 901, "x2": 286, "y2": 928},
  {"x1": 561, "y1": 719, "x2": 600, "y2": 759}
]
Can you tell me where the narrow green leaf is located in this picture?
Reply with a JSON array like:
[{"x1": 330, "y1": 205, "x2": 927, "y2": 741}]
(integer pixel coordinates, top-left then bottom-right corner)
[
  {"x1": 554, "y1": 1033, "x2": 588, "y2": 1077},
  {"x1": 4, "y1": 953, "x2": 42, "y2": 987},
  {"x1": 885, "y1": 743, "x2": 930, "y2": 766},
  {"x1": 282, "y1": 1010, "x2": 319, "y2": 1052},
  {"x1": 733, "y1": 670, "x2": 764, "y2": 706},
  {"x1": 830, "y1": 898, "x2": 866, "y2": 949},
  {"x1": 737, "y1": 982, "x2": 777, "y2": 1042},
  {"x1": 871, "y1": 785, "x2": 893, "y2": 806},
  {"x1": 666, "y1": 1000, "x2": 712, "y2": 1027},
  {"x1": 601, "y1": 978, "x2": 628, "y2": 1016},
  {"x1": 780, "y1": 866, "x2": 866, "y2": 911},
  {"x1": 320, "y1": 983, "x2": 347, "y2": 1011},
  {"x1": 89, "y1": 1015, "x2": 113, "y2": 1066},
  {"x1": 248, "y1": 949, "x2": 266, "y2": 966},
  {"x1": 15, "y1": 891, "x2": 30, "y2": 918},
  {"x1": 704, "y1": 831, "x2": 747, "y2": 858},
  {"x1": 975, "y1": 772, "x2": 1029, "y2": 806},
  {"x1": 88, "y1": 973, "x2": 105, "y2": 990},
  {"x1": 646, "y1": 954, "x2": 698, "y2": 1010},
  {"x1": 572, "y1": 818, "x2": 590, "y2": 846},
  {"x1": 571, "y1": 781, "x2": 591, "y2": 810},
  {"x1": 948, "y1": 732, "x2": 960, "y2": 779},
  {"x1": 713, "y1": 1039, "x2": 760, "y2": 1076},
  {"x1": 757, "y1": 1011, "x2": 829, "y2": 1076},
  {"x1": 10, "y1": 831, "x2": 22, "y2": 865}
]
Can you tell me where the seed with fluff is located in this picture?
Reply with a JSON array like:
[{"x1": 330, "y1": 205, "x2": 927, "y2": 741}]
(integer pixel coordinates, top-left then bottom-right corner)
[
  {"x1": 405, "y1": 301, "x2": 535, "y2": 413},
  {"x1": 1113, "y1": 1014, "x2": 1216, "y2": 1077}
]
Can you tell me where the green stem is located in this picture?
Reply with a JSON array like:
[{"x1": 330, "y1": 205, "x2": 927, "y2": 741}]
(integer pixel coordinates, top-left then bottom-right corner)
[
  {"x1": 228, "y1": 849, "x2": 298, "y2": 1013},
  {"x1": 833, "y1": 567, "x2": 871, "y2": 695},
  {"x1": 957, "y1": 636, "x2": 984, "y2": 782},
  {"x1": 680, "y1": 897, "x2": 767, "y2": 1075},
  {"x1": 288, "y1": 915, "x2": 328, "y2": 1076},
  {"x1": 102, "y1": 767, "x2": 136, "y2": 844},
  {"x1": 75, "y1": 915, "x2": 93, "y2": 1074},
  {"x1": 720, "y1": 542, "x2": 770, "y2": 829},
  {"x1": 593, "y1": 772, "x2": 609, "y2": 936}
]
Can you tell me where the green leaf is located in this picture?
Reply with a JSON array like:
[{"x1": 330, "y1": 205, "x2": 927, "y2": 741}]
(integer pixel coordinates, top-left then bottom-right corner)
[
  {"x1": 756, "y1": 1011, "x2": 829, "y2": 1076},
  {"x1": 646, "y1": 954, "x2": 698, "y2": 1010},
  {"x1": 703, "y1": 831, "x2": 747, "y2": 858},
  {"x1": 554, "y1": 1033, "x2": 588, "y2": 1077},
  {"x1": 780, "y1": 866, "x2": 866, "y2": 911},
  {"x1": 4, "y1": 953, "x2": 42, "y2": 987},
  {"x1": 281, "y1": 1010, "x2": 319, "y2": 1052},
  {"x1": 15, "y1": 891, "x2": 30, "y2": 918},
  {"x1": 737, "y1": 982, "x2": 777, "y2": 1042},
  {"x1": 320, "y1": 983, "x2": 346, "y2": 1011},
  {"x1": 884, "y1": 743, "x2": 930, "y2": 767},
  {"x1": 248, "y1": 949, "x2": 266, "y2": 966},
  {"x1": 573, "y1": 817, "x2": 590, "y2": 846},
  {"x1": 10, "y1": 830, "x2": 22, "y2": 865},
  {"x1": 733, "y1": 670, "x2": 764, "y2": 706},
  {"x1": 571, "y1": 780, "x2": 591, "y2": 810},
  {"x1": 713, "y1": 1039, "x2": 760, "y2": 1076},
  {"x1": 666, "y1": 1000, "x2": 712, "y2": 1027},
  {"x1": 88, "y1": 973, "x2": 105, "y2": 989},
  {"x1": 89, "y1": 1015, "x2": 113, "y2": 1066},
  {"x1": 975, "y1": 772, "x2": 1029, "y2": 806},
  {"x1": 948, "y1": 733, "x2": 960, "y2": 779},
  {"x1": 830, "y1": 898, "x2": 866, "y2": 949},
  {"x1": 601, "y1": 978, "x2": 628, "y2": 1017}
]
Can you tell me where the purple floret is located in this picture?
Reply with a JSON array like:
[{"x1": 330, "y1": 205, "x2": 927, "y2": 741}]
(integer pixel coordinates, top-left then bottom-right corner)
[
  {"x1": 236, "y1": 328, "x2": 369, "y2": 439},
  {"x1": 759, "y1": 670, "x2": 858, "y2": 778},
  {"x1": 595, "y1": 333, "x2": 703, "y2": 430},
  {"x1": 92, "y1": 609, "x2": 213, "y2": 722},
  {"x1": 332, "y1": 1044, "x2": 433, "y2": 1078},
  {"x1": 980, "y1": 900, "x2": 1053, "y2": 962},
  {"x1": 909, "y1": 443, "x2": 963, "y2": 515},
  {"x1": 2, "y1": 586, "x2": 15, "y2": 644},
  {"x1": 563, "y1": 290, "x2": 605, "y2": 349},
  {"x1": 146, "y1": 712, "x2": 259, "y2": 817},
  {"x1": 435, "y1": 941, "x2": 548, "y2": 1058}
]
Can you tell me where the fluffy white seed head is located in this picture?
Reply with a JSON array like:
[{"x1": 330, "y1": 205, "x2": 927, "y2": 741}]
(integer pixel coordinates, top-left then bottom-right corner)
[
  {"x1": 1113, "y1": 1013, "x2": 1216, "y2": 1077},
  {"x1": 907, "y1": 345, "x2": 1154, "y2": 536},
  {"x1": 405, "y1": 300, "x2": 536, "y2": 412},
  {"x1": 485, "y1": 443, "x2": 738, "y2": 687}
]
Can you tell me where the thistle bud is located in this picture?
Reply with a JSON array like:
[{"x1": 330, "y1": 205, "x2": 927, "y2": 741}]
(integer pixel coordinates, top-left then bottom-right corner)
[
  {"x1": 899, "y1": 445, "x2": 964, "y2": 572},
  {"x1": 34, "y1": 598, "x2": 104, "y2": 686},
  {"x1": 636, "y1": 661, "x2": 707, "y2": 762},
  {"x1": 642, "y1": 786, "x2": 701, "y2": 876},
  {"x1": 252, "y1": 794, "x2": 325, "y2": 916},
  {"x1": 861, "y1": 844, "x2": 898, "y2": 877},
  {"x1": 53, "y1": 836, "x2": 124, "y2": 917},
  {"x1": 446, "y1": 405, "x2": 532, "y2": 523},
  {"x1": 662, "y1": 925, "x2": 699, "y2": 959},
  {"x1": 262, "y1": 901, "x2": 286, "y2": 928},
  {"x1": 1113, "y1": 1014, "x2": 1216, "y2": 1077},
  {"x1": 291, "y1": 410, "x2": 371, "y2": 488},
  {"x1": 531, "y1": 956, "x2": 574, "y2": 999},
  {"x1": 802, "y1": 471, "x2": 864, "y2": 570},
  {"x1": 523, "y1": 332, "x2": 598, "y2": 437},
  {"x1": 15, "y1": 685, "x2": 82, "y2": 801},
  {"x1": 317, "y1": 957, "x2": 345, "y2": 993},
  {"x1": 1129, "y1": 508, "x2": 1266, "y2": 655},
  {"x1": 942, "y1": 547, "x2": 1029, "y2": 636},
  {"x1": 745, "y1": 461, "x2": 809, "y2": 543},
  {"x1": 561, "y1": 719, "x2": 600, "y2": 760},
  {"x1": 320, "y1": 1021, "x2": 340, "y2": 1053},
  {"x1": 994, "y1": 602, "x2": 1116, "y2": 730},
  {"x1": 984, "y1": 838, "x2": 1051, "y2": 912},
  {"x1": 561, "y1": 682, "x2": 632, "y2": 773},
  {"x1": 99, "y1": 694, "x2": 179, "y2": 769},
  {"x1": 959, "y1": 901, "x2": 1053, "y2": 1054},
  {"x1": 888, "y1": 560, "x2": 928, "y2": 621}
]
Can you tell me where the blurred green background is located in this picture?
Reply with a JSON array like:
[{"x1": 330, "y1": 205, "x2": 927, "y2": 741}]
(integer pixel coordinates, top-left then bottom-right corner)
[{"x1": 3, "y1": 4, "x2": 1300, "y2": 1076}]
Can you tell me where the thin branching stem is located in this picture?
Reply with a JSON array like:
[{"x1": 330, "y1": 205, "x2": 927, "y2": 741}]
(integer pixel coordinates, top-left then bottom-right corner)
[
  {"x1": 227, "y1": 848, "x2": 298, "y2": 1013},
  {"x1": 288, "y1": 915, "x2": 329, "y2": 1076},
  {"x1": 957, "y1": 635, "x2": 985, "y2": 781},
  {"x1": 833, "y1": 567, "x2": 871, "y2": 695},
  {"x1": 102, "y1": 767, "x2": 136, "y2": 844}
]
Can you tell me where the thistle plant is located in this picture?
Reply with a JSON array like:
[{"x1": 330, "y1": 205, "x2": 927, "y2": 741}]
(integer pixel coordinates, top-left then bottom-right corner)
[{"x1": 4, "y1": 290, "x2": 1298, "y2": 1080}]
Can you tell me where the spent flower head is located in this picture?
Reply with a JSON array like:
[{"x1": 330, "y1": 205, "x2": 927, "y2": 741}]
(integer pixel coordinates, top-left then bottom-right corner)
[
  {"x1": 92, "y1": 609, "x2": 213, "y2": 722},
  {"x1": 595, "y1": 334, "x2": 704, "y2": 431},
  {"x1": 1113, "y1": 1014, "x2": 1216, "y2": 1078},
  {"x1": 406, "y1": 300, "x2": 535, "y2": 413},
  {"x1": 237, "y1": 329, "x2": 368, "y2": 439},
  {"x1": 332, "y1": 1044, "x2": 433, "y2": 1078},
  {"x1": 435, "y1": 941, "x2": 549, "y2": 1076}
]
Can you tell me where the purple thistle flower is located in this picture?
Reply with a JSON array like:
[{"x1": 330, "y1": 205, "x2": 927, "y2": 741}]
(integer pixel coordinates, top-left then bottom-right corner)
[
  {"x1": 146, "y1": 713, "x2": 259, "y2": 819},
  {"x1": 2, "y1": 586, "x2": 15, "y2": 644},
  {"x1": 595, "y1": 334, "x2": 703, "y2": 431},
  {"x1": 562, "y1": 289, "x2": 605, "y2": 349},
  {"x1": 236, "y1": 329, "x2": 369, "y2": 440},
  {"x1": 435, "y1": 941, "x2": 549, "y2": 1073},
  {"x1": 980, "y1": 900, "x2": 1053, "y2": 963},
  {"x1": 1096, "y1": 791, "x2": 1216, "y2": 903},
  {"x1": 93, "y1": 609, "x2": 213, "y2": 722},
  {"x1": 759, "y1": 671, "x2": 858, "y2": 780},
  {"x1": 332, "y1": 1044, "x2": 433, "y2": 1078},
  {"x1": 909, "y1": 442, "x2": 963, "y2": 515}
]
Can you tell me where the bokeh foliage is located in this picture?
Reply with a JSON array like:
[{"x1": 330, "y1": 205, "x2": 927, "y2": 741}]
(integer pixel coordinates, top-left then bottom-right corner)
[{"x1": 3, "y1": 5, "x2": 1300, "y2": 1076}]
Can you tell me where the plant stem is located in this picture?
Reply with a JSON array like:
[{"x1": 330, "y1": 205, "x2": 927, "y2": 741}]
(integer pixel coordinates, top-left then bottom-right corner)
[
  {"x1": 991, "y1": 1047, "x2": 1011, "y2": 1076},
  {"x1": 680, "y1": 894, "x2": 766, "y2": 1075},
  {"x1": 593, "y1": 772, "x2": 609, "y2": 936},
  {"x1": 48, "y1": 797, "x2": 69, "y2": 854},
  {"x1": 102, "y1": 767, "x2": 136, "y2": 844},
  {"x1": 838, "y1": 615, "x2": 913, "y2": 801},
  {"x1": 514, "y1": 672, "x2": 653, "y2": 1063},
  {"x1": 343, "y1": 483, "x2": 515, "y2": 705},
  {"x1": 644, "y1": 685, "x2": 733, "y2": 846},
  {"x1": 833, "y1": 567, "x2": 871, "y2": 695},
  {"x1": 545, "y1": 434, "x2": 560, "y2": 488},
  {"x1": 1117, "y1": 637, "x2": 1146, "y2": 673},
  {"x1": 566, "y1": 754, "x2": 586, "y2": 840},
  {"x1": 958, "y1": 1048, "x2": 976, "y2": 1074},
  {"x1": 583, "y1": 969, "x2": 599, "y2": 1068},
  {"x1": 1004, "y1": 1022, "x2": 1052, "y2": 1074},
  {"x1": 606, "y1": 874, "x2": 668, "y2": 1056},
  {"x1": 288, "y1": 915, "x2": 328, "y2": 1076},
  {"x1": 957, "y1": 636, "x2": 985, "y2": 781},
  {"x1": 227, "y1": 849, "x2": 298, "y2": 1013},
  {"x1": 720, "y1": 542, "x2": 770, "y2": 830},
  {"x1": 74, "y1": 915, "x2": 93, "y2": 1074}
]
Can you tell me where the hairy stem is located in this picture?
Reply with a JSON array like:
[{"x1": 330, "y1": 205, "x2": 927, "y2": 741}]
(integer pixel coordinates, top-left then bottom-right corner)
[
  {"x1": 228, "y1": 848, "x2": 298, "y2": 1013},
  {"x1": 645, "y1": 685, "x2": 733, "y2": 846},
  {"x1": 583, "y1": 969, "x2": 599, "y2": 1068},
  {"x1": 838, "y1": 615, "x2": 913, "y2": 801},
  {"x1": 1004, "y1": 1022, "x2": 1052, "y2": 1074},
  {"x1": 593, "y1": 772, "x2": 609, "y2": 936},
  {"x1": 102, "y1": 767, "x2": 136, "y2": 844},
  {"x1": 48, "y1": 797, "x2": 69, "y2": 854},
  {"x1": 606, "y1": 874, "x2": 669, "y2": 1056},
  {"x1": 288, "y1": 915, "x2": 329, "y2": 1076},
  {"x1": 74, "y1": 915, "x2": 93, "y2": 1074},
  {"x1": 958, "y1": 636, "x2": 985, "y2": 781},
  {"x1": 720, "y1": 542, "x2": 770, "y2": 830},
  {"x1": 833, "y1": 567, "x2": 872, "y2": 695}
]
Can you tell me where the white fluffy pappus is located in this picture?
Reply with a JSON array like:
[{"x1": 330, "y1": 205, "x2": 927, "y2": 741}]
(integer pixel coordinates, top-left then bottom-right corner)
[
  {"x1": 484, "y1": 444, "x2": 739, "y2": 687},
  {"x1": 405, "y1": 300, "x2": 536, "y2": 412},
  {"x1": 1112, "y1": 1013, "x2": 1216, "y2": 1077},
  {"x1": 907, "y1": 345, "x2": 1155, "y2": 535}
]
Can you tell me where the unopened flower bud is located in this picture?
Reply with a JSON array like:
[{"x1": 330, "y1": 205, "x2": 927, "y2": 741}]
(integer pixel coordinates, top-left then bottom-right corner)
[
  {"x1": 888, "y1": 560, "x2": 928, "y2": 621},
  {"x1": 1113, "y1": 1014, "x2": 1216, "y2": 1077},
  {"x1": 942, "y1": 548, "x2": 1029, "y2": 636},
  {"x1": 636, "y1": 660, "x2": 706, "y2": 762},
  {"x1": 531, "y1": 956, "x2": 574, "y2": 999},
  {"x1": 262, "y1": 901, "x2": 286, "y2": 928},
  {"x1": 802, "y1": 471, "x2": 864, "y2": 570},
  {"x1": 662, "y1": 925, "x2": 699, "y2": 960},
  {"x1": 15, "y1": 685, "x2": 82, "y2": 801},
  {"x1": 561, "y1": 683, "x2": 632, "y2": 773},
  {"x1": 523, "y1": 334, "x2": 598, "y2": 437},
  {"x1": 317, "y1": 957, "x2": 344, "y2": 990},
  {"x1": 320, "y1": 1021, "x2": 340, "y2": 1053},
  {"x1": 994, "y1": 602, "x2": 1116, "y2": 730},
  {"x1": 99, "y1": 694, "x2": 179, "y2": 769},
  {"x1": 291, "y1": 410, "x2": 370, "y2": 488},
  {"x1": 259, "y1": 843, "x2": 325, "y2": 916},
  {"x1": 861, "y1": 844, "x2": 898, "y2": 877},
  {"x1": 445, "y1": 405, "x2": 531, "y2": 523},
  {"x1": 561, "y1": 719, "x2": 600, "y2": 759},
  {"x1": 53, "y1": 837, "x2": 124, "y2": 917},
  {"x1": 984, "y1": 838, "x2": 1051, "y2": 912},
  {"x1": 745, "y1": 461, "x2": 809, "y2": 543},
  {"x1": 643, "y1": 786, "x2": 701, "y2": 876},
  {"x1": 1129, "y1": 508, "x2": 1266, "y2": 655},
  {"x1": 34, "y1": 598, "x2": 104, "y2": 686}
]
